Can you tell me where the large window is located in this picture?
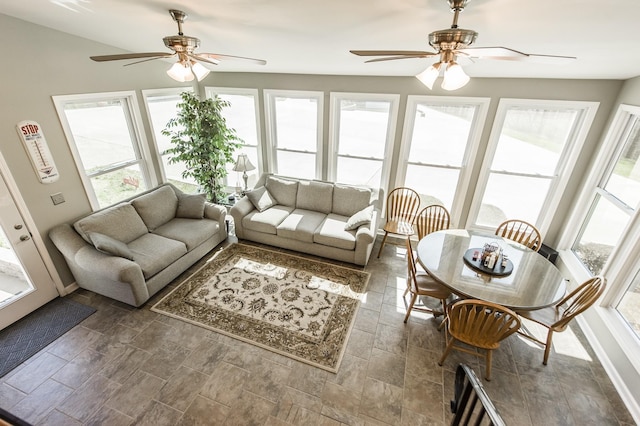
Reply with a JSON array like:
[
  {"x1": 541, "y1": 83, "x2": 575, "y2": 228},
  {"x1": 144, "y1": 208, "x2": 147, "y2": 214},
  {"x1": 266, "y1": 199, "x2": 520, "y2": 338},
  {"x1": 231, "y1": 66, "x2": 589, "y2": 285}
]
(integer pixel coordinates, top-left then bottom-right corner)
[
  {"x1": 53, "y1": 92, "x2": 155, "y2": 209},
  {"x1": 469, "y1": 99, "x2": 598, "y2": 234},
  {"x1": 567, "y1": 104, "x2": 640, "y2": 339},
  {"x1": 142, "y1": 88, "x2": 197, "y2": 194},
  {"x1": 206, "y1": 87, "x2": 262, "y2": 191},
  {"x1": 264, "y1": 90, "x2": 323, "y2": 180},
  {"x1": 397, "y1": 96, "x2": 489, "y2": 225},
  {"x1": 328, "y1": 93, "x2": 399, "y2": 189}
]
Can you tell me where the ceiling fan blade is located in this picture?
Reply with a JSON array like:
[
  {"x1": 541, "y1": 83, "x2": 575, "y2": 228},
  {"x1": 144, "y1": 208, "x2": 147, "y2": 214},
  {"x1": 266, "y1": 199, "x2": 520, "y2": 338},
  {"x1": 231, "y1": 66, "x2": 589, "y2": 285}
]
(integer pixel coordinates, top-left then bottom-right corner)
[
  {"x1": 457, "y1": 47, "x2": 576, "y2": 64},
  {"x1": 197, "y1": 53, "x2": 266, "y2": 65},
  {"x1": 90, "y1": 52, "x2": 174, "y2": 62},
  {"x1": 365, "y1": 54, "x2": 437, "y2": 63},
  {"x1": 350, "y1": 50, "x2": 435, "y2": 57},
  {"x1": 190, "y1": 54, "x2": 220, "y2": 66},
  {"x1": 123, "y1": 53, "x2": 177, "y2": 67}
]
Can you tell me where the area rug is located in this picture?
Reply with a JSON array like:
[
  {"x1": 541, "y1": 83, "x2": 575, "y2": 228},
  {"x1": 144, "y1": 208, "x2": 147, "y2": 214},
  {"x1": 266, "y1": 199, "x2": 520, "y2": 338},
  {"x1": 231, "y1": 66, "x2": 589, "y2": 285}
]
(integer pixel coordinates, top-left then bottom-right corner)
[
  {"x1": 0, "y1": 297, "x2": 96, "y2": 377},
  {"x1": 151, "y1": 243, "x2": 370, "y2": 372}
]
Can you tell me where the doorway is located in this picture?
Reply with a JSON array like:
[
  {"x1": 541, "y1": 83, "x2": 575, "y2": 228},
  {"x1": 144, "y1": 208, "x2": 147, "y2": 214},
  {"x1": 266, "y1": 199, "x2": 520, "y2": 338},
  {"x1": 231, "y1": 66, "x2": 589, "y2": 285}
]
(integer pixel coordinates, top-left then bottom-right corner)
[{"x1": 0, "y1": 164, "x2": 60, "y2": 330}]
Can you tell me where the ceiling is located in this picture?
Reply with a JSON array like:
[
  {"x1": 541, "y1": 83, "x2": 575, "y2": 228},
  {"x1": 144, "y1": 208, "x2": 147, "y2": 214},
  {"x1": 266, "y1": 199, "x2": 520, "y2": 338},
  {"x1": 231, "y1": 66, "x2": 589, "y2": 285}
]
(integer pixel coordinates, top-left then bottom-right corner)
[{"x1": 3, "y1": 0, "x2": 640, "y2": 80}]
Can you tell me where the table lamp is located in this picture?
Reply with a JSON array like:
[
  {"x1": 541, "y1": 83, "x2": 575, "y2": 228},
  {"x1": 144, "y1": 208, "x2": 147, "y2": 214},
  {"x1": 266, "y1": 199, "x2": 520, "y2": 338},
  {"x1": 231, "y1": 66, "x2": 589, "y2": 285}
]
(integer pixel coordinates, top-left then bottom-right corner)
[{"x1": 232, "y1": 154, "x2": 256, "y2": 195}]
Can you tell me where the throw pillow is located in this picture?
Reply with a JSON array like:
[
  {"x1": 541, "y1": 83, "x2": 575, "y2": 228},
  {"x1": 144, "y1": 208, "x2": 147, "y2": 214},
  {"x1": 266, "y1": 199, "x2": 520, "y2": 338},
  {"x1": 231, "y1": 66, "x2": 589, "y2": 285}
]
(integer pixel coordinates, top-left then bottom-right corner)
[
  {"x1": 246, "y1": 186, "x2": 277, "y2": 212},
  {"x1": 88, "y1": 232, "x2": 134, "y2": 260},
  {"x1": 176, "y1": 193, "x2": 206, "y2": 219},
  {"x1": 345, "y1": 205, "x2": 374, "y2": 231}
]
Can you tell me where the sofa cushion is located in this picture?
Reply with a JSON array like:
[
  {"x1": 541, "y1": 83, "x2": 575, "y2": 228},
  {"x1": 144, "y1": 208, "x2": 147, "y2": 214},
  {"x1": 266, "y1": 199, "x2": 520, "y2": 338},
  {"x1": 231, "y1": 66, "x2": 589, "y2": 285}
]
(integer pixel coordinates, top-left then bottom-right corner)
[
  {"x1": 246, "y1": 186, "x2": 277, "y2": 212},
  {"x1": 74, "y1": 203, "x2": 148, "y2": 244},
  {"x1": 131, "y1": 185, "x2": 179, "y2": 231},
  {"x1": 265, "y1": 176, "x2": 298, "y2": 207},
  {"x1": 176, "y1": 192, "x2": 206, "y2": 219},
  {"x1": 87, "y1": 232, "x2": 134, "y2": 260},
  {"x1": 153, "y1": 218, "x2": 219, "y2": 251},
  {"x1": 345, "y1": 205, "x2": 374, "y2": 231},
  {"x1": 332, "y1": 184, "x2": 372, "y2": 217},
  {"x1": 276, "y1": 209, "x2": 327, "y2": 243},
  {"x1": 314, "y1": 214, "x2": 357, "y2": 251},
  {"x1": 128, "y1": 233, "x2": 188, "y2": 279},
  {"x1": 242, "y1": 205, "x2": 294, "y2": 235},
  {"x1": 296, "y1": 181, "x2": 333, "y2": 214}
]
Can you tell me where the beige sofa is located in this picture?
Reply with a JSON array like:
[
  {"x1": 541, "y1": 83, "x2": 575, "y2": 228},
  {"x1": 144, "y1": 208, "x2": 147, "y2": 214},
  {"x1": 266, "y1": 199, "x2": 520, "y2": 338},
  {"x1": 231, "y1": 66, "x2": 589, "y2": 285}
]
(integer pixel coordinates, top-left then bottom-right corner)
[
  {"x1": 50, "y1": 183, "x2": 228, "y2": 307},
  {"x1": 230, "y1": 174, "x2": 381, "y2": 266}
]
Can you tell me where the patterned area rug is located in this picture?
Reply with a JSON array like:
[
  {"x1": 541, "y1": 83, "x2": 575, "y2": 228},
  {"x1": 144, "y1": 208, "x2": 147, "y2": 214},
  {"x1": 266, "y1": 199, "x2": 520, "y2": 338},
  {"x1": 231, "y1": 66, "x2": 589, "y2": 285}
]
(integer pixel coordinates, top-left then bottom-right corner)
[{"x1": 151, "y1": 244, "x2": 369, "y2": 372}]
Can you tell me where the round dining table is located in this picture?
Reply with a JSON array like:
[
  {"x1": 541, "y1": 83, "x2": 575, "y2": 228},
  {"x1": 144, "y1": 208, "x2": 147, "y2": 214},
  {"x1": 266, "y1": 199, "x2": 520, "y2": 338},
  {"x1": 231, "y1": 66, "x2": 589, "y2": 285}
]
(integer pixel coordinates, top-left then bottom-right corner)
[{"x1": 416, "y1": 229, "x2": 567, "y2": 311}]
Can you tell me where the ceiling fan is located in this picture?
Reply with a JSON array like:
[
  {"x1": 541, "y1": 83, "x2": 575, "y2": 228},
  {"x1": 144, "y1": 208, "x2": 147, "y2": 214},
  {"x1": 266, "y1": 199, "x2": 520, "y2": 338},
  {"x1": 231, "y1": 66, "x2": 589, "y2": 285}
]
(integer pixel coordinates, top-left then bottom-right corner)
[
  {"x1": 350, "y1": 0, "x2": 576, "y2": 90},
  {"x1": 90, "y1": 9, "x2": 266, "y2": 82}
]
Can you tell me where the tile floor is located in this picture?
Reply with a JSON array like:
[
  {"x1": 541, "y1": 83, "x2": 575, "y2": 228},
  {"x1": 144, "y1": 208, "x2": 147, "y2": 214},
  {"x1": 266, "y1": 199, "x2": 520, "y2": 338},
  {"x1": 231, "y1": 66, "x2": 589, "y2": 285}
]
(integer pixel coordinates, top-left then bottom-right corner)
[{"x1": 0, "y1": 235, "x2": 636, "y2": 425}]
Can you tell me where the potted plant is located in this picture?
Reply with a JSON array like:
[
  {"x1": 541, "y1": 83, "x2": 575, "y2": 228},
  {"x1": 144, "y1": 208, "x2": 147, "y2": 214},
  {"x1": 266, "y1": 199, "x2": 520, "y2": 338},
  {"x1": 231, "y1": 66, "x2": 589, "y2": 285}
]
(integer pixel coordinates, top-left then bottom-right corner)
[{"x1": 162, "y1": 91, "x2": 241, "y2": 203}]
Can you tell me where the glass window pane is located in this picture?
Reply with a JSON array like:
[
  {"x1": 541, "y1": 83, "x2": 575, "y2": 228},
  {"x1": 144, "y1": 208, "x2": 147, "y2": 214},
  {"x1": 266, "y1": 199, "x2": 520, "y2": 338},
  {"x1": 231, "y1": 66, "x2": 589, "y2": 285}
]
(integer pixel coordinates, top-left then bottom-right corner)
[
  {"x1": 492, "y1": 107, "x2": 578, "y2": 176},
  {"x1": 405, "y1": 165, "x2": 459, "y2": 211},
  {"x1": 274, "y1": 97, "x2": 318, "y2": 152},
  {"x1": 63, "y1": 100, "x2": 137, "y2": 173},
  {"x1": 218, "y1": 93, "x2": 259, "y2": 147},
  {"x1": 477, "y1": 174, "x2": 552, "y2": 228},
  {"x1": 604, "y1": 119, "x2": 640, "y2": 209},
  {"x1": 338, "y1": 100, "x2": 390, "y2": 158},
  {"x1": 146, "y1": 93, "x2": 181, "y2": 154},
  {"x1": 572, "y1": 195, "x2": 630, "y2": 275},
  {"x1": 90, "y1": 164, "x2": 146, "y2": 208},
  {"x1": 276, "y1": 151, "x2": 316, "y2": 180},
  {"x1": 409, "y1": 103, "x2": 475, "y2": 166},
  {"x1": 616, "y1": 270, "x2": 640, "y2": 338},
  {"x1": 161, "y1": 154, "x2": 197, "y2": 191},
  {"x1": 336, "y1": 157, "x2": 382, "y2": 187}
]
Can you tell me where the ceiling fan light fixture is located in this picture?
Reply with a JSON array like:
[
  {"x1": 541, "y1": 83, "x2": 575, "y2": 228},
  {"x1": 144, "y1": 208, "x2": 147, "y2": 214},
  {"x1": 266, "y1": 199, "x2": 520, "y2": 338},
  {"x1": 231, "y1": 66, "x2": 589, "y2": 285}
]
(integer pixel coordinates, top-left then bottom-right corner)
[
  {"x1": 416, "y1": 62, "x2": 442, "y2": 90},
  {"x1": 191, "y1": 62, "x2": 210, "y2": 81},
  {"x1": 167, "y1": 61, "x2": 194, "y2": 82},
  {"x1": 441, "y1": 61, "x2": 470, "y2": 91}
]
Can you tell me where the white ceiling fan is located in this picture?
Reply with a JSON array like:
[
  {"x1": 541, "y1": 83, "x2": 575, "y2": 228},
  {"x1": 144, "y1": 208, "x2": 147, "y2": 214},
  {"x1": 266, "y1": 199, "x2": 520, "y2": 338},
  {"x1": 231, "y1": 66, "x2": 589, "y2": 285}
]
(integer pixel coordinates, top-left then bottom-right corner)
[
  {"x1": 90, "y1": 9, "x2": 266, "y2": 82},
  {"x1": 350, "y1": 0, "x2": 576, "y2": 90}
]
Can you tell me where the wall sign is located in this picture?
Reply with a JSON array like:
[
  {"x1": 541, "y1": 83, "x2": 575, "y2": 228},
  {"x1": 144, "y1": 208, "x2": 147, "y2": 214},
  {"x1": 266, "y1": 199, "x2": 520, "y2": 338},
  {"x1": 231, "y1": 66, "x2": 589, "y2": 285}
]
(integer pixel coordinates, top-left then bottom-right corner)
[{"x1": 16, "y1": 120, "x2": 59, "y2": 184}]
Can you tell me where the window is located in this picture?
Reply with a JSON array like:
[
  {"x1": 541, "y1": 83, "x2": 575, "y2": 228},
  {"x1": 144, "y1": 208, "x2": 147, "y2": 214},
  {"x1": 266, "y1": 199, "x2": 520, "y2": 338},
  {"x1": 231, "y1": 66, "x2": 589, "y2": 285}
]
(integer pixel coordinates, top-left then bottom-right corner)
[
  {"x1": 206, "y1": 87, "x2": 262, "y2": 190},
  {"x1": 53, "y1": 92, "x2": 155, "y2": 209},
  {"x1": 397, "y1": 96, "x2": 489, "y2": 224},
  {"x1": 328, "y1": 93, "x2": 399, "y2": 189},
  {"x1": 264, "y1": 90, "x2": 323, "y2": 179},
  {"x1": 142, "y1": 88, "x2": 197, "y2": 194},
  {"x1": 469, "y1": 99, "x2": 598, "y2": 233}
]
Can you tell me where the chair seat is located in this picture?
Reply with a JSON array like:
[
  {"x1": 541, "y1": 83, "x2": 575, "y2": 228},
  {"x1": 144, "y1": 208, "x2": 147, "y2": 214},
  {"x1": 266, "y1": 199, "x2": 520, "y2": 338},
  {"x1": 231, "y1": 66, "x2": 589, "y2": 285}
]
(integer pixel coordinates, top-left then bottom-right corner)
[
  {"x1": 383, "y1": 220, "x2": 414, "y2": 236},
  {"x1": 517, "y1": 305, "x2": 566, "y2": 329},
  {"x1": 415, "y1": 274, "x2": 451, "y2": 299}
]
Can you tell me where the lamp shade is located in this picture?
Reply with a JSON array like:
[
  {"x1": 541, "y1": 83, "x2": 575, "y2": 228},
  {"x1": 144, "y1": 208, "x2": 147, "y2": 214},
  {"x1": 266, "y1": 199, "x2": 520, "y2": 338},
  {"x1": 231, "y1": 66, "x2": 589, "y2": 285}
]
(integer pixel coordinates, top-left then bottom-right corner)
[
  {"x1": 166, "y1": 62, "x2": 194, "y2": 82},
  {"x1": 416, "y1": 62, "x2": 441, "y2": 90},
  {"x1": 441, "y1": 62, "x2": 470, "y2": 91},
  {"x1": 191, "y1": 62, "x2": 210, "y2": 81},
  {"x1": 233, "y1": 154, "x2": 256, "y2": 172}
]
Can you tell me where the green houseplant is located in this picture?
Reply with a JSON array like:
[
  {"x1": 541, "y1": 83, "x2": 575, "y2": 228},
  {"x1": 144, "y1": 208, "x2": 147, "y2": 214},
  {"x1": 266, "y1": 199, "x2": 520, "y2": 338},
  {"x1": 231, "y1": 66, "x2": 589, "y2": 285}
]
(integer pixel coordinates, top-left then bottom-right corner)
[{"x1": 162, "y1": 91, "x2": 241, "y2": 203}]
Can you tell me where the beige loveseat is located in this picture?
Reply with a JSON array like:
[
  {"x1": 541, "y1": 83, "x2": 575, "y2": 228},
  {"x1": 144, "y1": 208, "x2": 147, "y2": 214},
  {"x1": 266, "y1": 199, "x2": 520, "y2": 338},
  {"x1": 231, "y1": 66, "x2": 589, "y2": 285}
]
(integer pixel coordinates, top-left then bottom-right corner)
[
  {"x1": 230, "y1": 174, "x2": 381, "y2": 266},
  {"x1": 50, "y1": 184, "x2": 228, "y2": 307}
]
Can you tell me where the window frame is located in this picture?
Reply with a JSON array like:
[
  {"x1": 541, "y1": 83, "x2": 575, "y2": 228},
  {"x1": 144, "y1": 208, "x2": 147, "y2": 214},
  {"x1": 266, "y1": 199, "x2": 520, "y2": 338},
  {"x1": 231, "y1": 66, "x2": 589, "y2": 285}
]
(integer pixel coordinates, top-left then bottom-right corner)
[
  {"x1": 466, "y1": 98, "x2": 599, "y2": 235},
  {"x1": 141, "y1": 87, "x2": 194, "y2": 185},
  {"x1": 53, "y1": 91, "x2": 157, "y2": 210},
  {"x1": 327, "y1": 92, "x2": 400, "y2": 191},
  {"x1": 396, "y1": 95, "x2": 490, "y2": 227},
  {"x1": 263, "y1": 89, "x2": 324, "y2": 179}
]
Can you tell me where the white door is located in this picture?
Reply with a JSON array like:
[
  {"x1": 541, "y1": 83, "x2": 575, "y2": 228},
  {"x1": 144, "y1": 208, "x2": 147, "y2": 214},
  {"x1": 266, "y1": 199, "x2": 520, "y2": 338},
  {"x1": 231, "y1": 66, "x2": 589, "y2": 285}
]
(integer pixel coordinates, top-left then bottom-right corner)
[{"x1": 0, "y1": 172, "x2": 59, "y2": 330}]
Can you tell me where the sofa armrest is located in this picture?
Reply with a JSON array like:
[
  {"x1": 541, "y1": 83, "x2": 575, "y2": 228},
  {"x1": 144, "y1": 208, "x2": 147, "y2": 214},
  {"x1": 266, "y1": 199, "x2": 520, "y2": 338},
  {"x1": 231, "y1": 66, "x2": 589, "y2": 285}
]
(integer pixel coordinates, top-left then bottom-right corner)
[
  {"x1": 204, "y1": 202, "x2": 226, "y2": 222},
  {"x1": 355, "y1": 209, "x2": 379, "y2": 244},
  {"x1": 49, "y1": 224, "x2": 149, "y2": 303},
  {"x1": 229, "y1": 197, "x2": 255, "y2": 239}
]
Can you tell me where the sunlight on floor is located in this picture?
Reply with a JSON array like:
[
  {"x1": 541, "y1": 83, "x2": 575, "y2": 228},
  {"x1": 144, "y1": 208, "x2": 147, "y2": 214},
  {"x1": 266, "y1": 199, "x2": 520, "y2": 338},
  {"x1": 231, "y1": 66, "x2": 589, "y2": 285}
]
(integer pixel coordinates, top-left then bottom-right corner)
[{"x1": 518, "y1": 318, "x2": 593, "y2": 362}]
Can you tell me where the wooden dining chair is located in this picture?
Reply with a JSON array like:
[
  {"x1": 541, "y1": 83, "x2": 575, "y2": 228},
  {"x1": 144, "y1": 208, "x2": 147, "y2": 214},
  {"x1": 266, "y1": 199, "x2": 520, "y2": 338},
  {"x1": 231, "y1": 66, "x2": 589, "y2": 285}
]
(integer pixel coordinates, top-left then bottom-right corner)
[
  {"x1": 516, "y1": 276, "x2": 606, "y2": 365},
  {"x1": 495, "y1": 219, "x2": 542, "y2": 252},
  {"x1": 404, "y1": 239, "x2": 451, "y2": 323},
  {"x1": 439, "y1": 299, "x2": 521, "y2": 380},
  {"x1": 377, "y1": 187, "x2": 420, "y2": 258},
  {"x1": 414, "y1": 204, "x2": 450, "y2": 240}
]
